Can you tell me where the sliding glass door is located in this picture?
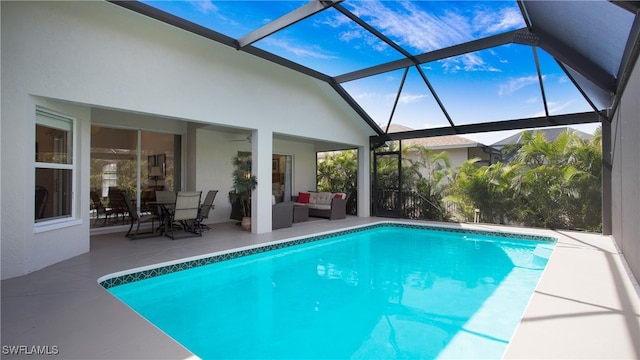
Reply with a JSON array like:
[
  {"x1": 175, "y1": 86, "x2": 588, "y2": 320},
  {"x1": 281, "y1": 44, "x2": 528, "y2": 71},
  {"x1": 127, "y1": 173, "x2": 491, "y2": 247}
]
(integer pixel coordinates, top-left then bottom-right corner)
[
  {"x1": 90, "y1": 126, "x2": 180, "y2": 228},
  {"x1": 272, "y1": 154, "x2": 292, "y2": 202}
]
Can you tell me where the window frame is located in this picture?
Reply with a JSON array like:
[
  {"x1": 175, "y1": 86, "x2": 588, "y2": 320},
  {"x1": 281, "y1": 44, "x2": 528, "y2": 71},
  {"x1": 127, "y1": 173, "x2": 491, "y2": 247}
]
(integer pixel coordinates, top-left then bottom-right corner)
[{"x1": 34, "y1": 107, "x2": 79, "y2": 231}]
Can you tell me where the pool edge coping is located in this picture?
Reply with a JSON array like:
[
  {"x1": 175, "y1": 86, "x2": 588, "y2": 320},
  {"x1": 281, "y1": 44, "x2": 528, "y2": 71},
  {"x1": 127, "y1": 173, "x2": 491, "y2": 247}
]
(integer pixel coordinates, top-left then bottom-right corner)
[{"x1": 98, "y1": 220, "x2": 557, "y2": 289}]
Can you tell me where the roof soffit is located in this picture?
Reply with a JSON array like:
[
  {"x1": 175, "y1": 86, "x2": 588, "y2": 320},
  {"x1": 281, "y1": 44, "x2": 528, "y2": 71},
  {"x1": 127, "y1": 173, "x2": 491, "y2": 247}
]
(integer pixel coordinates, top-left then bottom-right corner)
[
  {"x1": 522, "y1": 0, "x2": 635, "y2": 91},
  {"x1": 562, "y1": 62, "x2": 614, "y2": 110}
]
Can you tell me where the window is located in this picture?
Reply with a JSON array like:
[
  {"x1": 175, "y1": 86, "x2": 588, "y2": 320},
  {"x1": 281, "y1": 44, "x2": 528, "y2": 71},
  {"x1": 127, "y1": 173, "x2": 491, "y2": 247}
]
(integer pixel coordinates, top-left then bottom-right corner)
[{"x1": 35, "y1": 109, "x2": 74, "y2": 222}]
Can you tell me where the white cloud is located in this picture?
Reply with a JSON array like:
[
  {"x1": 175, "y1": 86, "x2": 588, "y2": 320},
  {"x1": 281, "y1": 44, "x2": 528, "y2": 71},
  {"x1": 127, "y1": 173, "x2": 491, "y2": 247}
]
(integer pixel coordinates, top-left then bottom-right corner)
[
  {"x1": 349, "y1": 90, "x2": 383, "y2": 102},
  {"x1": 340, "y1": 30, "x2": 363, "y2": 43},
  {"x1": 320, "y1": 13, "x2": 351, "y2": 29},
  {"x1": 440, "y1": 60, "x2": 462, "y2": 73},
  {"x1": 347, "y1": 1, "x2": 518, "y2": 73},
  {"x1": 319, "y1": 10, "x2": 392, "y2": 54},
  {"x1": 384, "y1": 93, "x2": 399, "y2": 101},
  {"x1": 441, "y1": 53, "x2": 500, "y2": 73},
  {"x1": 398, "y1": 93, "x2": 427, "y2": 105},
  {"x1": 384, "y1": 75, "x2": 399, "y2": 82},
  {"x1": 337, "y1": 25, "x2": 390, "y2": 52},
  {"x1": 349, "y1": 1, "x2": 469, "y2": 53},
  {"x1": 262, "y1": 38, "x2": 338, "y2": 60},
  {"x1": 349, "y1": 1, "x2": 522, "y2": 53},
  {"x1": 546, "y1": 100, "x2": 576, "y2": 113},
  {"x1": 498, "y1": 75, "x2": 540, "y2": 96},
  {"x1": 474, "y1": 6, "x2": 523, "y2": 35},
  {"x1": 188, "y1": 0, "x2": 217, "y2": 14},
  {"x1": 531, "y1": 99, "x2": 577, "y2": 117},
  {"x1": 381, "y1": 92, "x2": 426, "y2": 105}
]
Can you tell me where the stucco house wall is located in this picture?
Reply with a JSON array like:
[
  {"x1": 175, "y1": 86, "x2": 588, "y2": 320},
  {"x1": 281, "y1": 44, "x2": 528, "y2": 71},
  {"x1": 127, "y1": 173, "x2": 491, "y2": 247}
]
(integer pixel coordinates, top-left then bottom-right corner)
[
  {"x1": 438, "y1": 148, "x2": 473, "y2": 169},
  {"x1": 195, "y1": 130, "x2": 320, "y2": 225},
  {"x1": 1, "y1": 1, "x2": 373, "y2": 279}
]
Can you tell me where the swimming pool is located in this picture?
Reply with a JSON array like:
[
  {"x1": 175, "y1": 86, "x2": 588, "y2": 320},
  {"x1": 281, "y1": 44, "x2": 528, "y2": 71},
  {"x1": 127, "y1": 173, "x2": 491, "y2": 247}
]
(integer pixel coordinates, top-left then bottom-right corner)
[{"x1": 100, "y1": 223, "x2": 556, "y2": 359}]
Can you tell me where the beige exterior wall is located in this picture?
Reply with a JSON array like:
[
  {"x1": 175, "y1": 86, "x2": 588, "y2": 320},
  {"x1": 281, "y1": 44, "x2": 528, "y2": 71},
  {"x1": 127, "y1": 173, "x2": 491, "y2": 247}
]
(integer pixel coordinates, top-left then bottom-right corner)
[{"x1": 439, "y1": 148, "x2": 472, "y2": 169}]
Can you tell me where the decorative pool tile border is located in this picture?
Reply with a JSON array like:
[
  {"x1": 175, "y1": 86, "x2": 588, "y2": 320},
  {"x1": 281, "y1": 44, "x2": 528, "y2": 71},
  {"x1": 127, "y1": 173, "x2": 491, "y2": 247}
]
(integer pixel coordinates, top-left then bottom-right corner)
[{"x1": 99, "y1": 222, "x2": 556, "y2": 289}]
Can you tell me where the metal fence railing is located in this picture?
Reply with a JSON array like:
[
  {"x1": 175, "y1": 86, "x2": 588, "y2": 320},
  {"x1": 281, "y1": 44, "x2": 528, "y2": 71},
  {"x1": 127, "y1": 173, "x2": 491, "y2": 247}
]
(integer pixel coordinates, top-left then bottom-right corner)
[{"x1": 376, "y1": 189, "x2": 446, "y2": 221}]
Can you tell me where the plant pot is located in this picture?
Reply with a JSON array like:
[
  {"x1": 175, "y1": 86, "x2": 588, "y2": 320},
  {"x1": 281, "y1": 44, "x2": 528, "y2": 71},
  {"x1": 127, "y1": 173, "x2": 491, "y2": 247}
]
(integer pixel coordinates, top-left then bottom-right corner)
[{"x1": 241, "y1": 216, "x2": 251, "y2": 231}]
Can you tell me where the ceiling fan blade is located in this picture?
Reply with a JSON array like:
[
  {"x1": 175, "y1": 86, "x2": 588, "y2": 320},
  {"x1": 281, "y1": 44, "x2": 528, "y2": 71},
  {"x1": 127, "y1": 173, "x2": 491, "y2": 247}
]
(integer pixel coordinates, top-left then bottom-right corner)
[{"x1": 228, "y1": 135, "x2": 252, "y2": 143}]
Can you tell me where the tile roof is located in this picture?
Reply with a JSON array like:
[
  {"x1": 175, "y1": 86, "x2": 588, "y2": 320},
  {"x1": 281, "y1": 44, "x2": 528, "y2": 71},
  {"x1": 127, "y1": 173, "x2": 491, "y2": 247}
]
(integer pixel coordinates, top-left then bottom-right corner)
[
  {"x1": 384, "y1": 124, "x2": 479, "y2": 149},
  {"x1": 492, "y1": 127, "x2": 593, "y2": 147}
]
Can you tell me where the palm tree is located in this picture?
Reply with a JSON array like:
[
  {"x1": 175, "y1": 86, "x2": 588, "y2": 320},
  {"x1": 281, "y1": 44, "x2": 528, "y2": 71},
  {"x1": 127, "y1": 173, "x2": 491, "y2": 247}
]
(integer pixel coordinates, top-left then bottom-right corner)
[
  {"x1": 445, "y1": 128, "x2": 602, "y2": 230},
  {"x1": 404, "y1": 144, "x2": 452, "y2": 220},
  {"x1": 317, "y1": 150, "x2": 360, "y2": 214},
  {"x1": 565, "y1": 128, "x2": 603, "y2": 231},
  {"x1": 446, "y1": 159, "x2": 517, "y2": 224},
  {"x1": 510, "y1": 129, "x2": 601, "y2": 230}
]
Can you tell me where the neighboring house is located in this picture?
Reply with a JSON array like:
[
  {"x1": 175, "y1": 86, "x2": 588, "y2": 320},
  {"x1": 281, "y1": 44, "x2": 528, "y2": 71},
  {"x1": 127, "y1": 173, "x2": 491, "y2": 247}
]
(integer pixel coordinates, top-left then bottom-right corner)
[
  {"x1": 492, "y1": 127, "x2": 593, "y2": 148},
  {"x1": 385, "y1": 124, "x2": 500, "y2": 168},
  {"x1": 491, "y1": 127, "x2": 594, "y2": 162}
]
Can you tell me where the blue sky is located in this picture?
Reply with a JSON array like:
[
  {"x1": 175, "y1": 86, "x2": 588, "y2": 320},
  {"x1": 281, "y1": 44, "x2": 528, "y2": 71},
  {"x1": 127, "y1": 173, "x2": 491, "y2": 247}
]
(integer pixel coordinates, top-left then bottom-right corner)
[{"x1": 143, "y1": 0, "x2": 599, "y2": 144}]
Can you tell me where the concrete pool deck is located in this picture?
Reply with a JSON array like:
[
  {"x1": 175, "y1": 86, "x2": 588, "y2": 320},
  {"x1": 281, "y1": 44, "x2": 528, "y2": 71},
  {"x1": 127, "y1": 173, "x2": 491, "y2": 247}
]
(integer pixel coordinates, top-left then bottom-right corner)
[{"x1": 2, "y1": 217, "x2": 639, "y2": 359}]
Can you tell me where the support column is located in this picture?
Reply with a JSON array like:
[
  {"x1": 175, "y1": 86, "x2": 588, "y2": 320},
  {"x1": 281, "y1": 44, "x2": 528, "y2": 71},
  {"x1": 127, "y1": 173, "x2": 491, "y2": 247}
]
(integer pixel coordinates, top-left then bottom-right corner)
[
  {"x1": 602, "y1": 119, "x2": 612, "y2": 235},
  {"x1": 185, "y1": 123, "x2": 198, "y2": 191},
  {"x1": 252, "y1": 129, "x2": 273, "y2": 234},
  {"x1": 357, "y1": 145, "x2": 370, "y2": 217}
]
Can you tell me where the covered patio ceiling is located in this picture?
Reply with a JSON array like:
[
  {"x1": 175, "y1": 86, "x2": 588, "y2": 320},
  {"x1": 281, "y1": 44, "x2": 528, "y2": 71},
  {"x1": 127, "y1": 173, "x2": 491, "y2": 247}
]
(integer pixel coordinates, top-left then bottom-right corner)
[
  {"x1": 199, "y1": 123, "x2": 355, "y2": 151},
  {"x1": 113, "y1": 0, "x2": 640, "y2": 141}
]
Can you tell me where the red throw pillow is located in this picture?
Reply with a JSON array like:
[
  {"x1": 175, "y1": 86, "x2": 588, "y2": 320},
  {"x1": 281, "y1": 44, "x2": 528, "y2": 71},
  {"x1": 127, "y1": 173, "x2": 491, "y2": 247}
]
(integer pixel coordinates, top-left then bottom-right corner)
[
  {"x1": 334, "y1": 194, "x2": 343, "y2": 199},
  {"x1": 298, "y1": 192, "x2": 310, "y2": 203}
]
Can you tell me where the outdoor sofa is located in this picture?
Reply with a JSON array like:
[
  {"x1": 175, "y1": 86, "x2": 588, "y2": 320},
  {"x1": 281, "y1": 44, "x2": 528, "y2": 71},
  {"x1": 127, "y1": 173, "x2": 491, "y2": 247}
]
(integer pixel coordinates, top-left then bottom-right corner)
[{"x1": 293, "y1": 191, "x2": 349, "y2": 220}]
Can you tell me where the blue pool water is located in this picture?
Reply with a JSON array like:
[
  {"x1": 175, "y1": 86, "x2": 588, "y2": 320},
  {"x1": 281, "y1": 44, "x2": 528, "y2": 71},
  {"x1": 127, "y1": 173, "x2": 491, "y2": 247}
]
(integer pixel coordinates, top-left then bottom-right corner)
[{"x1": 105, "y1": 224, "x2": 555, "y2": 359}]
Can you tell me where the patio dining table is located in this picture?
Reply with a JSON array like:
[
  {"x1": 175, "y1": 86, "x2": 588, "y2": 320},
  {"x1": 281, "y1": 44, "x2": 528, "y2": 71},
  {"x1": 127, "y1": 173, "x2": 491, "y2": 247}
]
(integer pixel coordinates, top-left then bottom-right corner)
[{"x1": 147, "y1": 200, "x2": 175, "y2": 235}]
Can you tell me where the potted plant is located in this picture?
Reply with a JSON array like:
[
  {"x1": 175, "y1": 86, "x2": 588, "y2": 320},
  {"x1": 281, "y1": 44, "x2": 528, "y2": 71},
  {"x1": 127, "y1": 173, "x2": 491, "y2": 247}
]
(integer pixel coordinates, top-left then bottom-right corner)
[{"x1": 229, "y1": 153, "x2": 257, "y2": 231}]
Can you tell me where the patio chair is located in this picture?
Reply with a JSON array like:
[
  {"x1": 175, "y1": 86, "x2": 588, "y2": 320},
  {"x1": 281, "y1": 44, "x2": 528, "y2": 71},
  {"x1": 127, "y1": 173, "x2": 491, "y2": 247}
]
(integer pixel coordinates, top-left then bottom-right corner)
[
  {"x1": 155, "y1": 190, "x2": 176, "y2": 205},
  {"x1": 194, "y1": 190, "x2": 218, "y2": 232},
  {"x1": 123, "y1": 193, "x2": 160, "y2": 239},
  {"x1": 90, "y1": 190, "x2": 113, "y2": 225},
  {"x1": 273, "y1": 200, "x2": 293, "y2": 230},
  {"x1": 166, "y1": 191, "x2": 202, "y2": 240},
  {"x1": 153, "y1": 190, "x2": 177, "y2": 218},
  {"x1": 108, "y1": 187, "x2": 128, "y2": 224}
]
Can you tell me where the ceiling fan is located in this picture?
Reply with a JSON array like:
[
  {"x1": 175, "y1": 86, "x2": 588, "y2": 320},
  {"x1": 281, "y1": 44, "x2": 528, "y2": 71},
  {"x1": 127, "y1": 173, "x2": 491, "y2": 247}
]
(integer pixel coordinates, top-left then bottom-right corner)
[{"x1": 229, "y1": 135, "x2": 252, "y2": 143}]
